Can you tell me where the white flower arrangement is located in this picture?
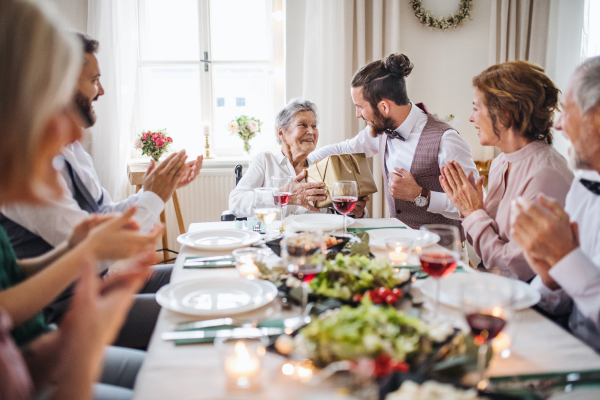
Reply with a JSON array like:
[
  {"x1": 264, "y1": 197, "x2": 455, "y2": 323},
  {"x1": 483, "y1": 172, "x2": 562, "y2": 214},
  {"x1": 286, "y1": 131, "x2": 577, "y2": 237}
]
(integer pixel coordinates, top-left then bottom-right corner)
[
  {"x1": 410, "y1": 0, "x2": 473, "y2": 31},
  {"x1": 226, "y1": 115, "x2": 262, "y2": 154}
]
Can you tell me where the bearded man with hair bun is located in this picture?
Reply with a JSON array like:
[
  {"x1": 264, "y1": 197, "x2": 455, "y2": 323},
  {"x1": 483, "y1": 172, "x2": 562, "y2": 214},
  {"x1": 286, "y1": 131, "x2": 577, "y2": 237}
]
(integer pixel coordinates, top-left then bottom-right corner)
[{"x1": 308, "y1": 53, "x2": 478, "y2": 241}]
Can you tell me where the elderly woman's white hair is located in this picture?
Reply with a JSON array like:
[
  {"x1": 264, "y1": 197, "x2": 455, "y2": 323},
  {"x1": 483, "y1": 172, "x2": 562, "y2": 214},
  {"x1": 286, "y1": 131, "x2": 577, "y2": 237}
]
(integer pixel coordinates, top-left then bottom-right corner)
[
  {"x1": 0, "y1": 0, "x2": 82, "y2": 199},
  {"x1": 275, "y1": 98, "x2": 319, "y2": 144}
]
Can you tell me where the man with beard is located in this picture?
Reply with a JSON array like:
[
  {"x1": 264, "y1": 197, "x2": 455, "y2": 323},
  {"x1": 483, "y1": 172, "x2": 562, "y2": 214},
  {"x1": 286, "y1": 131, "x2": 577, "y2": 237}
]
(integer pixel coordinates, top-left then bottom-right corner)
[
  {"x1": 0, "y1": 32, "x2": 202, "y2": 349},
  {"x1": 511, "y1": 56, "x2": 600, "y2": 352},
  {"x1": 308, "y1": 54, "x2": 477, "y2": 236}
]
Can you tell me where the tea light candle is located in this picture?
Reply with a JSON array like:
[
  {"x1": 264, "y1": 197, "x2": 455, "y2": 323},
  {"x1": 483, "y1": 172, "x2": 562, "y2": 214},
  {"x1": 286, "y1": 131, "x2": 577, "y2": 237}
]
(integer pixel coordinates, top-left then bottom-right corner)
[
  {"x1": 225, "y1": 341, "x2": 260, "y2": 380},
  {"x1": 203, "y1": 121, "x2": 210, "y2": 136},
  {"x1": 238, "y1": 259, "x2": 259, "y2": 278},
  {"x1": 385, "y1": 239, "x2": 413, "y2": 266}
]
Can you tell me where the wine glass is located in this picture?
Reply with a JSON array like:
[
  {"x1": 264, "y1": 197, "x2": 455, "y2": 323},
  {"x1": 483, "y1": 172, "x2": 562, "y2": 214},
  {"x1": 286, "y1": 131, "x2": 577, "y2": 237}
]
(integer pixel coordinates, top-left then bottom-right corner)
[
  {"x1": 462, "y1": 275, "x2": 513, "y2": 390},
  {"x1": 332, "y1": 181, "x2": 358, "y2": 237},
  {"x1": 253, "y1": 188, "x2": 279, "y2": 240},
  {"x1": 280, "y1": 231, "x2": 327, "y2": 311},
  {"x1": 416, "y1": 224, "x2": 461, "y2": 323},
  {"x1": 271, "y1": 176, "x2": 294, "y2": 222}
]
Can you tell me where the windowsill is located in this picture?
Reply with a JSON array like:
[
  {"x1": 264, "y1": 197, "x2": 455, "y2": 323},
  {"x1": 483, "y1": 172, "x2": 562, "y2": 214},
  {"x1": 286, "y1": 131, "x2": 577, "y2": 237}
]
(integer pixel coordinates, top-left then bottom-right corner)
[{"x1": 128, "y1": 155, "x2": 250, "y2": 169}]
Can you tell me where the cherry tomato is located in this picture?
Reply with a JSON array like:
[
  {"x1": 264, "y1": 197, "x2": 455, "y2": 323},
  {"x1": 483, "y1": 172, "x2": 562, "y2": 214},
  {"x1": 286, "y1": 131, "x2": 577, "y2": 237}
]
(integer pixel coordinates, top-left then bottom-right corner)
[
  {"x1": 385, "y1": 294, "x2": 399, "y2": 304},
  {"x1": 376, "y1": 287, "x2": 391, "y2": 298},
  {"x1": 352, "y1": 294, "x2": 363, "y2": 303},
  {"x1": 392, "y1": 288, "x2": 403, "y2": 297}
]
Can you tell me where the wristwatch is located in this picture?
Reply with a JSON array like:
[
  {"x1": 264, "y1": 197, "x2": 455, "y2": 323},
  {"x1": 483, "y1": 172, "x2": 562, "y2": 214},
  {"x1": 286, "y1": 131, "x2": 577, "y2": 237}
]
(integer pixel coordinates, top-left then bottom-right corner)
[{"x1": 414, "y1": 187, "x2": 430, "y2": 208}]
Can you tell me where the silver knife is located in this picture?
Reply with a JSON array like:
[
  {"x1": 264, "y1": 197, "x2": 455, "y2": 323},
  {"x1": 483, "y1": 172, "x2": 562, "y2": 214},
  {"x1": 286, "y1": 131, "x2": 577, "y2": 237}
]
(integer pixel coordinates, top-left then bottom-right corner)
[
  {"x1": 177, "y1": 318, "x2": 234, "y2": 331},
  {"x1": 185, "y1": 255, "x2": 233, "y2": 262},
  {"x1": 184, "y1": 260, "x2": 235, "y2": 267},
  {"x1": 162, "y1": 327, "x2": 284, "y2": 341}
]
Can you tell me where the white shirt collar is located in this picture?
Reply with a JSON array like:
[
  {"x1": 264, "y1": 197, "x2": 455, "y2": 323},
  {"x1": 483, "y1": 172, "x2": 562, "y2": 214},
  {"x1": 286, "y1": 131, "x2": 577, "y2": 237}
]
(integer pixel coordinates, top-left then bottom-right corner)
[
  {"x1": 276, "y1": 150, "x2": 315, "y2": 167},
  {"x1": 575, "y1": 169, "x2": 600, "y2": 182},
  {"x1": 393, "y1": 102, "x2": 420, "y2": 140}
]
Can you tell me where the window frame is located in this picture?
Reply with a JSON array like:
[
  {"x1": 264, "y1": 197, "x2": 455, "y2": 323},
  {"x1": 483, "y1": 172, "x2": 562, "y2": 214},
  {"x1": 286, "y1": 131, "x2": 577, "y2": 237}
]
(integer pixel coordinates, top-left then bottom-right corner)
[{"x1": 135, "y1": 0, "x2": 284, "y2": 157}]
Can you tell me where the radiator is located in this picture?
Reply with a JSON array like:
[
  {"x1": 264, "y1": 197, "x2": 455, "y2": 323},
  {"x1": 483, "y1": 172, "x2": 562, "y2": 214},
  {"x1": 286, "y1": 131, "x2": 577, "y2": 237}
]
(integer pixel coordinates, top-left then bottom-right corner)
[{"x1": 124, "y1": 166, "x2": 240, "y2": 253}]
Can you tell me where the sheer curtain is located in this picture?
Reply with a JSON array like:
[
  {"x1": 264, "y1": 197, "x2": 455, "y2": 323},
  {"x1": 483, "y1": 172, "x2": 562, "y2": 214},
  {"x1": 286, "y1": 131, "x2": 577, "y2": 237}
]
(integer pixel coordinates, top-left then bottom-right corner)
[
  {"x1": 302, "y1": 0, "x2": 401, "y2": 218},
  {"x1": 87, "y1": 0, "x2": 139, "y2": 200}
]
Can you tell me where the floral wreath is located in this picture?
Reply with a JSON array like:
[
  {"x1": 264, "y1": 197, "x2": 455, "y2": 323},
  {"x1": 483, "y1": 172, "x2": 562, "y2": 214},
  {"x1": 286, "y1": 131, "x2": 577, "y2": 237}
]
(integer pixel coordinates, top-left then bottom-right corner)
[{"x1": 410, "y1": 0, "x2": 473, "y2": 31}]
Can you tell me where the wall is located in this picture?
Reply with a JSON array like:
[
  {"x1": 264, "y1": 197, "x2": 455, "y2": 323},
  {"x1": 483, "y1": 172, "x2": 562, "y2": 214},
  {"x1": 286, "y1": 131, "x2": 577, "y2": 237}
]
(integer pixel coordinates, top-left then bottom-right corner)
[
  {"x1": 286, "y1": 0, "x2": 493, "y2": 161},
  {"x1": 49, "y1": 0, "x2": 87, "y2": 32}
]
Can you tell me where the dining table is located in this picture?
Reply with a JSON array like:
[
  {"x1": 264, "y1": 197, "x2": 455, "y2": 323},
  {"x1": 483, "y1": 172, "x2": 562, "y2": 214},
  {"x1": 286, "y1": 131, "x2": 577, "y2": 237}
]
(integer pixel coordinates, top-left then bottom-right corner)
[{"x1": 132, "y1": 218, "x2": 600, "y2": 400}]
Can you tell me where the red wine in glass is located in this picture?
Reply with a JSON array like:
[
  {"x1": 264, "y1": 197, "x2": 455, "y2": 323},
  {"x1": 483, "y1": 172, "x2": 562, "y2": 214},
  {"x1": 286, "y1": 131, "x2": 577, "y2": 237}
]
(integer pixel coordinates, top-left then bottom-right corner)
[
  {"x1": 466, "y1": 312, "x2": 507, "y2": 341},
  {"x1": 332, "y1": 196, "x2": 357, "y2": 214},
  {"x1": 274, "y1": 192, "x2": 291, "y2": 207},
  {"x1": 419, "y1": 252, "x2": 457, "y2": 278}
]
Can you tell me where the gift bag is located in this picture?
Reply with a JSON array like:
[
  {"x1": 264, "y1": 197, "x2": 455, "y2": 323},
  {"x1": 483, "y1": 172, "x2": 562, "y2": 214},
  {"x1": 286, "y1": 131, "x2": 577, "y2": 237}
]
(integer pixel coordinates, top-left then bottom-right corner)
[{"x1": 305, "y1": 153, "x2": 378, "y2": 208}]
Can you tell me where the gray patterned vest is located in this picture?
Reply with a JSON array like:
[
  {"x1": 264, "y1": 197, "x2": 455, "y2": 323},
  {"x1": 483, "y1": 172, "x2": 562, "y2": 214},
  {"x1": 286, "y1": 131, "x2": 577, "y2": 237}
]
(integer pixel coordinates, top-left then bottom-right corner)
[{"x1": 379, "y1": 105, "x2": 465, "y2": 241}]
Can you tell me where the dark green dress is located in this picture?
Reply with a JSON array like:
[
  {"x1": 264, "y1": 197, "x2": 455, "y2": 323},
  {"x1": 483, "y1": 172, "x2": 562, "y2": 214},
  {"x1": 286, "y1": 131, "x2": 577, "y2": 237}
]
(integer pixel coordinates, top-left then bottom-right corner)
[{"x1": 0, "y1": 227, "x2": 48, "y2": 346}]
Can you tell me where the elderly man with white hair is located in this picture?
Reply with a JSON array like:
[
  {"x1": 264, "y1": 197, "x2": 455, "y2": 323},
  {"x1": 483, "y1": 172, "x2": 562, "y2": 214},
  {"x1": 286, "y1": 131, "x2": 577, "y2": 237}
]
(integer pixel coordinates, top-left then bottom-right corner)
[{"x1": 511, "y1": 56, "x2": 600, "y2": 352}]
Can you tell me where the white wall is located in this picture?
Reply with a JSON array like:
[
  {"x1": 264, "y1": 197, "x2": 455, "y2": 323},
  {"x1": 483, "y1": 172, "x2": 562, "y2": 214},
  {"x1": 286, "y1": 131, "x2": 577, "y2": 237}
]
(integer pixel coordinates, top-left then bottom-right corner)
[
  {"x1": 286, "y1": 0, "x2": 493, "y2": 161},
  {"x1": 49, "y1": 0, "x2": 88, "y2": 32}
]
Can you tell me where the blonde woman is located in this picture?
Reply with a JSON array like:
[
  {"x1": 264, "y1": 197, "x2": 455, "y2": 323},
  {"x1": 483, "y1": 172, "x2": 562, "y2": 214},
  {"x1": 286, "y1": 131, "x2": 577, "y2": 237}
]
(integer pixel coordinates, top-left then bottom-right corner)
[{"x1": 0, "y1": 1, "x2": 160, "y2": 399}]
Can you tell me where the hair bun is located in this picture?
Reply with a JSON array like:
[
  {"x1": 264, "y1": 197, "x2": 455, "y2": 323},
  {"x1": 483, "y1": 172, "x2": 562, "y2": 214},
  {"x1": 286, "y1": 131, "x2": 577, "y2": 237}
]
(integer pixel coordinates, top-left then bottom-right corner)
[{"x1": 384, "y1": 53, "x2": 413, "y2": 78}]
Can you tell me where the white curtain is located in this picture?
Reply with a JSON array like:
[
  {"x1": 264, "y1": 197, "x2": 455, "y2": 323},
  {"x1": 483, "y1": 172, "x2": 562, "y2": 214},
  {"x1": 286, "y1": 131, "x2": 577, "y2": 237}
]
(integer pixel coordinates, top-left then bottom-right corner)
[
  {"x1": 87, "y1": 0, "x2": 139, "y2": 200},
  {"x1": 302, "y1": 0, "x2": 401, "y2": 218}
]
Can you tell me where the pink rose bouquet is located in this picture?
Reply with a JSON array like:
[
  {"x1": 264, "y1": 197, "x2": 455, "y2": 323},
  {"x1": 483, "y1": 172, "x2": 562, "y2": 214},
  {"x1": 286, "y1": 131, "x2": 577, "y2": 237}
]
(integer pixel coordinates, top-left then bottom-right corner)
[
  {"x1": 138, "y1": 129, "x2": 173, "y2": 161},
  {"x1": 226, "y1": 115, "x2": 262, "y2": 154}
]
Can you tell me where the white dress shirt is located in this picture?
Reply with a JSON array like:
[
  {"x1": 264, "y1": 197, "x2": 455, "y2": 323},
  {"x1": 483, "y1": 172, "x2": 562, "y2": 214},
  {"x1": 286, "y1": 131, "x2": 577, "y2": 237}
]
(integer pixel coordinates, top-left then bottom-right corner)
[
  {"x1": 532, "y1": 169, "x2": 600, "y2": 351},
  {"x1": 0, "y1": 141, "x2": 164, "y2": 248},
  {"x1": 229, "y1": 151, "x2": 328, "y2": 218},
  {"x1": 307, "y1": 103, "x2": 478, "y2": 220}
]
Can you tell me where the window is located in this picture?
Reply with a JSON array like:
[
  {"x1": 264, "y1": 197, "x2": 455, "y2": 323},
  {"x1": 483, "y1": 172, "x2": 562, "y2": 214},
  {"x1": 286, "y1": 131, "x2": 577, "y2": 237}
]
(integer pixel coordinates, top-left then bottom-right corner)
[
  {"x1": 137, "y1": 0, "x2": 284, "y2": 157},
  {"x1": 582, "y1": 0, "x2": 600, "y2": 58}
]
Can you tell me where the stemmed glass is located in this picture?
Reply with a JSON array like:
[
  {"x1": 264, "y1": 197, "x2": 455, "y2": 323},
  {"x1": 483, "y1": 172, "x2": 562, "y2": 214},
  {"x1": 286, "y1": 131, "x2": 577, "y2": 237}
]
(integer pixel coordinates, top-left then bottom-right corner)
[
  {"x1": 462, "y1": 276, "x2": 513, "y2": 390},
  {"x1": 271, "y1": 176, "x2": 294, "y2": 222},
  {"x1": 252, "y1": 188, "x2": 279, "y2": 240},
  {"x1": 416, "y1": 224, "x2": 460, "y2": 323},
  {"x1": 332, "y1": 181, "x2": 358, "y2": 237}
]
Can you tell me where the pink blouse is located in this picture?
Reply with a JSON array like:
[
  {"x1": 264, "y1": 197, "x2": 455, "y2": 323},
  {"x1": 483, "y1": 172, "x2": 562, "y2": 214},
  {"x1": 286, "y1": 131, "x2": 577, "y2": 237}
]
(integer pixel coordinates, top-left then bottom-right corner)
[{"x1": 462, "y1": 141, "x2": 573, "y2": 281}]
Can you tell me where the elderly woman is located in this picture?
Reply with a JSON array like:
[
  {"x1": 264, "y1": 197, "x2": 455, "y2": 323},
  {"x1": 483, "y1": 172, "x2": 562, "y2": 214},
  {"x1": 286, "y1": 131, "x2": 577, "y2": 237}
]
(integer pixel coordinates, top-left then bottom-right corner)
[
  {"x1": 440, "y1": 61, "x2": 574, "y2": 281},
  {"x1": 229, "y1": 98, "x2": 335, "y2": 218}
]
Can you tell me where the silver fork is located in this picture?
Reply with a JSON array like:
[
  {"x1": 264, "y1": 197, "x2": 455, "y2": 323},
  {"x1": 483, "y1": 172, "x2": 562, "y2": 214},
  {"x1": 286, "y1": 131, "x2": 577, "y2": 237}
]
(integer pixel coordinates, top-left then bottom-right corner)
[{"x1": 253, "y1": 222, "x2": 261, "y2": 233}]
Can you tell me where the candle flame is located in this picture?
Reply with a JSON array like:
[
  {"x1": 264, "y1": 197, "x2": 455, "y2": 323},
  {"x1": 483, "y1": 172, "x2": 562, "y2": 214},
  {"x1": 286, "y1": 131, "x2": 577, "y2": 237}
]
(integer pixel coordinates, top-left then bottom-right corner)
[
  {"x1": 235, "y1": 341, "x2": 249, "y2": 360},
  {"x1": 492, "y1": 306, "x2": 502, "y2": 317}
]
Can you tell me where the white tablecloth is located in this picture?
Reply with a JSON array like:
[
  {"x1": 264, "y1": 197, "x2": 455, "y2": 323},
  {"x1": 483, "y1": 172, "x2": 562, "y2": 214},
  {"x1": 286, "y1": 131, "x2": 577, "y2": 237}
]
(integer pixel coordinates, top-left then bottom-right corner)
[{"x1": 132, "y1": 219, "x2": 600, "y2": 400}]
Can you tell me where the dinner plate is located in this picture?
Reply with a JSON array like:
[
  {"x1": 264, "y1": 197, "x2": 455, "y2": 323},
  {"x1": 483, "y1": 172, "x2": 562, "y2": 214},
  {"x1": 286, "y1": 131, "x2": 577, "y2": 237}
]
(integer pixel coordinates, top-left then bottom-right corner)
[
  {"x1": 368, "y1": 229, "x2": 441, "y2": 250},
  {"x1": 156, "y1": 278, "x2": 278, "y2": 316},
  {"x1": 419, "y1": 272, "x2": 540, "y2": 310},
  {"x1": 177, "y1": 229, "x2": 261, "y2": 251},
  {"x1": 286, "y1": 214, "x2": 355, "y2": 231}
]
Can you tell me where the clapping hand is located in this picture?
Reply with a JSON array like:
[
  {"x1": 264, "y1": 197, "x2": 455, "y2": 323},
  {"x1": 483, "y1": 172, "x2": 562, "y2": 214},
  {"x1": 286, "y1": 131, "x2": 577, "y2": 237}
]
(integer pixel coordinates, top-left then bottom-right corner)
[
  {"x1": 176, "y1": 155, "x2": 203, "y2": 189},
  {"x1": 440, "y1": 161, "x2": 485, "y2": 217},
  {"x1": 68, "y1": 214, "x2": 128, "y2": 249},
  {"x1": 80, "y1": 207, "x2": 163, "y2": 261},
  {"x1": 289, "y1": 170, "x2": 327, "y2": 212},
  {"x1": 511, "y1": 195, "x2": 579, "y2": 289},
  {"x1": 142, "y1": 150, "x2": 188, "y2": 202}
]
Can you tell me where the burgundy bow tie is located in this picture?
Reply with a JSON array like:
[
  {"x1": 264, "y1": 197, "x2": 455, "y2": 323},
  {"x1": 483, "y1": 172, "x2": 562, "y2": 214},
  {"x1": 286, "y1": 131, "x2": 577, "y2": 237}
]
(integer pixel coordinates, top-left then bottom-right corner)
[{"x1": 385, "y1": 129, "x2": 405, "y2": 141}]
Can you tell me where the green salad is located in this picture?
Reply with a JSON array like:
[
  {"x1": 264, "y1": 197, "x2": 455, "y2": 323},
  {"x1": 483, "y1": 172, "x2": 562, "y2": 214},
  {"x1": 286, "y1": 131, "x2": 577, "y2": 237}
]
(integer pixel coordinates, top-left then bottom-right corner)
[
  {"x1": 297, "y1": 300, "x2": 448, "y2": 366},
  {"x1": 309, "y1": 254, "x2": 410, "y2": 301}
]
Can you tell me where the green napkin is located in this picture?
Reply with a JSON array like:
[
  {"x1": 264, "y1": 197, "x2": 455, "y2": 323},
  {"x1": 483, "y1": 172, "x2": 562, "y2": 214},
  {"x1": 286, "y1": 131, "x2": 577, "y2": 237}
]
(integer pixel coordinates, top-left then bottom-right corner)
[
  {"x1": 183, "y1": 256, "x2": 235, "y2": 269},
  {"x1": 173, "y1": 318, "x2": 285, "y2": 345},
  {"x1": 348, "y1": 226, "x2": 407, "y2": 233},
  {"x1": 395, "y1": 265, "x2": 468, "y2": 279},
  {"x1": 490, "y1": 369, "x2": 600, "y2": 399}
]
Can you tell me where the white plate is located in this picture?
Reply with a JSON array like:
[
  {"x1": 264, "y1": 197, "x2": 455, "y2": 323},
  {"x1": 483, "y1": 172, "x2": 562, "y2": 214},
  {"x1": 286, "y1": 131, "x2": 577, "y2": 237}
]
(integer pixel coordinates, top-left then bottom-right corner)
[
  {"x1": 177, "y1": 229, "x2": 261, "y2": 251},
  {"x1": 367, "y1": 229, "x2": 440, "y2": 249},
  {"x1": 156, "y1": 278, "x2": 278, "y2": 316},
  {"x1": 419, "y1": 272, "x2": 540, "y2": 310},
  {"x1": 286, "y1": 214, "x2": 355, "y2": 231}
]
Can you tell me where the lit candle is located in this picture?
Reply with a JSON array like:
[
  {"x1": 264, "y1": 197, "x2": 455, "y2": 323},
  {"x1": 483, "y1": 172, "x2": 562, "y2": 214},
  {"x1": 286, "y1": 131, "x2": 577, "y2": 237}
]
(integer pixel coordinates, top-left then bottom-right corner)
[
  {"x1": 238, "y1": 259, "x2": 259, "y2": 278},
  {"x1": 203, "y1": 121, "x2": 210, "y2": 136},
  {"x1": 225, "y1": 341, "x2": 260, "y2": 380},
  {"x1": 388, "y1": 249, "x2": 408, "y2": 264}
]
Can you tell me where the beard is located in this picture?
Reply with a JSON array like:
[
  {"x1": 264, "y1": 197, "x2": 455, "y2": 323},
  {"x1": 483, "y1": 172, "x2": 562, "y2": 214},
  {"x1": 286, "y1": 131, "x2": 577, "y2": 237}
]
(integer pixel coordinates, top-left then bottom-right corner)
[
  {"x1": 367, "y1": 106, "x2": 397, "y2": 137},
  {"x1": 74, "y1": 90, "x2": 97, "y2": 128}
]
